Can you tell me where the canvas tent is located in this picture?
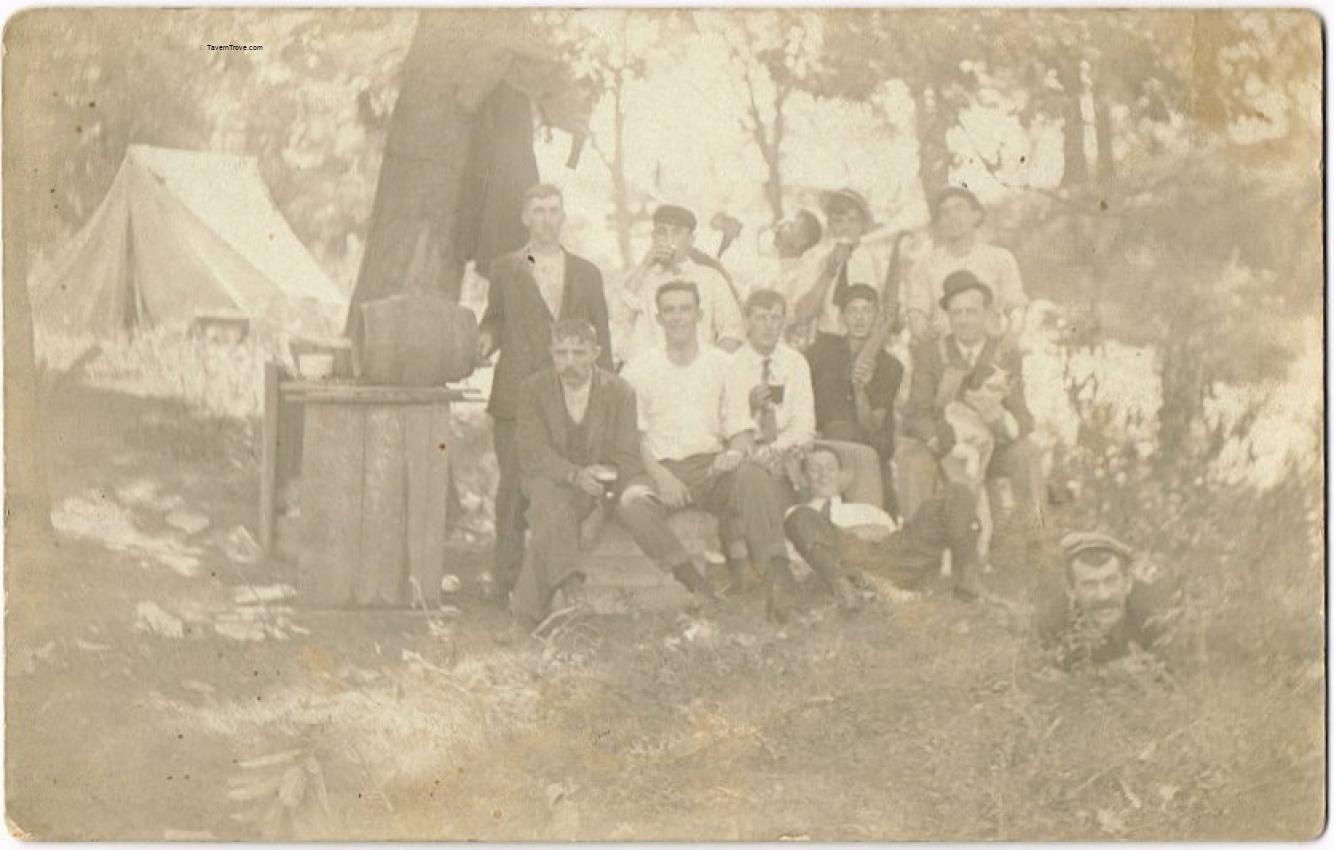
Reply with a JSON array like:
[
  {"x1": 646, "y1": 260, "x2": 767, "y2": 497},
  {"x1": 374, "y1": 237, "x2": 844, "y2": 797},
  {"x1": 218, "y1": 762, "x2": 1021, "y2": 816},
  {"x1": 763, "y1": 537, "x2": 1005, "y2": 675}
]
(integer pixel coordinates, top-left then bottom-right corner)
[{"x1": 29, "y1": 144, "x2": 345, "y2": 339}]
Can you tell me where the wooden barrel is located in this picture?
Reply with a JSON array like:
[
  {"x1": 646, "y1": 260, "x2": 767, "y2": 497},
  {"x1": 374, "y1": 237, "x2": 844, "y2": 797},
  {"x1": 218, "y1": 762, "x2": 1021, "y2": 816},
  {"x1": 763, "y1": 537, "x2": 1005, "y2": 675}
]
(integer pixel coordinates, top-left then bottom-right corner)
[{"x1": 357, "y1": 293, "x2": 479, "y2": 385}]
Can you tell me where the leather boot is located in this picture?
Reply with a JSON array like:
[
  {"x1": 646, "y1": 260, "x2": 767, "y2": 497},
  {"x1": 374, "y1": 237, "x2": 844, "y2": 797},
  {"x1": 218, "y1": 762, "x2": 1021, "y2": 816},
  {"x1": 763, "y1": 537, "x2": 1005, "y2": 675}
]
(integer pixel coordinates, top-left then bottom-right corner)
[
  {"x1": 953, "y1": 558, "x2": 985, "y2": 602},
  {"x1": 766, "y1": 558, "x2": 798, "y2": 624},
  {"x1": 831, "y1": 575, "x2": 864, "y2": 613},
  {"x1": 671, "y1": 560, "x2": 715, "y2": 598}
]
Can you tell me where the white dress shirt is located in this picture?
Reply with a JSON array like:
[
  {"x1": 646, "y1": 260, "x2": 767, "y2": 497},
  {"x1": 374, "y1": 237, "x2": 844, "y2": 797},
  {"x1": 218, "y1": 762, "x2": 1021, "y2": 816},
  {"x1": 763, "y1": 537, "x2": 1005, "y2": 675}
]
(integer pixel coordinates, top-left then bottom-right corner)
[
  {"x1": 562, "y1": 378, "x2": 592, "y2": 425},
  {"x1": 787, "y1": 495, "x2": 899, "y2": 533},
  {"x1": 957, "y1": 337, "x2": 986, "y2": 369},
  {"x1": 621, "y1": 346, "x2": 753, "y2": 463},
  {"x1": 622, "y1": 259, "x2": 744, "y2": 361},
  {"x1": 526, "y1": 246, "x2": 566, "y2": 318},
  {"x1": 727, "y1": 342, "x2": 816, "y2": 452}
]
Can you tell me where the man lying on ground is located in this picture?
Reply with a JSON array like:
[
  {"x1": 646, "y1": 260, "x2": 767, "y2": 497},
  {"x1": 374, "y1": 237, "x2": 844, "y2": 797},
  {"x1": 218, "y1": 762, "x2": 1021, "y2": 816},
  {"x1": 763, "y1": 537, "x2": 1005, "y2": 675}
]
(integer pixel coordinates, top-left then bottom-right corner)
[
  {"x1": 511, "y1": 319, "x2": 643, "y2": 628},
  {"x1": 1037, "y1": 531, "x2": 1180, "y2": 670},
  {"x1": 783, "y1": 444, "x2": 986, "y2": 608},
  {"x1": 619, "y1": 281, "x2": 801, "y2": 623}
]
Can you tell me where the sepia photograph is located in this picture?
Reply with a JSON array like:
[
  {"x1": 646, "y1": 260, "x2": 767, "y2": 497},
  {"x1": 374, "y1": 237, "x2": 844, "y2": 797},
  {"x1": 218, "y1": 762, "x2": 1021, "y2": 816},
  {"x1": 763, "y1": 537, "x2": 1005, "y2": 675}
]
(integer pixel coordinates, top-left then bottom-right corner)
[{"x1": 2, "y1": 7, "x2": 1324, "y2": 841}]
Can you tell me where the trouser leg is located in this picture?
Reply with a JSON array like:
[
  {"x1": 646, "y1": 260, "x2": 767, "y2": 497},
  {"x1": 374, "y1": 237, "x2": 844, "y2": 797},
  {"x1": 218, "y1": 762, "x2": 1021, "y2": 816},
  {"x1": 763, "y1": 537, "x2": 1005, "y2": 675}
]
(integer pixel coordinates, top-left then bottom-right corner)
[
  {"x1": 511, "y1": 478, "x2": 593, "y2": 625},
  {"x1": 784, "y1": 506, "x2": 844, "y2": 589},
  {"x1": 491, "y1": 418, "x2": 526, "y2": 594},
  {"x1": 698, "y1": 461, "x2": 789, "y2": 569},
  {"x1": 615, "y1": 476, "x2": 693, "y2": 571},
  {"x1": 881, "y1": 456, "x2": 901, "y2": 521},
  {"x1": 895, "y1": 437, "x2": 941, "y2": 522},
  {"x1": 991, "y1": 436, "x2": 1045, "y2": 537},
  {"x1": 885, "y1": 481, "x2": 982, "y2": 590}
]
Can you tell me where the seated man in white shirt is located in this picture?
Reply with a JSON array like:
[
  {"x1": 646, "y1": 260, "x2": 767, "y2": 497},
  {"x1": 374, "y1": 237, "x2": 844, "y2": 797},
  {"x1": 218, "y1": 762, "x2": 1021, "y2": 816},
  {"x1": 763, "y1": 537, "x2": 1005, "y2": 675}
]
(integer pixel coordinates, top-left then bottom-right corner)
[
  {"x1": 618, "y1": 281, "x2": 800, "y2": 623},
  {"x1": 784, "y1": 445, "x2": 985, "y2": 605},
  {"x1": 907, "y1": 187, "x2": 1029, "y2": 341},
  {"x1": 620, "y1": 204, "x2": 744, "y2": 363}
]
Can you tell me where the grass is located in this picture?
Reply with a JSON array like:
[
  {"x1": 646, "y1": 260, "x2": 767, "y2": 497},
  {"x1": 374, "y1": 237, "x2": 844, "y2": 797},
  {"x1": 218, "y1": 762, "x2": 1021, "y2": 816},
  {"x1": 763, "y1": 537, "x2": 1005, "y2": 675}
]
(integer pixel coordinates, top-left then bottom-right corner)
[{"x1": 7, "y1": 326, "x2": 1324, "y2": 840}]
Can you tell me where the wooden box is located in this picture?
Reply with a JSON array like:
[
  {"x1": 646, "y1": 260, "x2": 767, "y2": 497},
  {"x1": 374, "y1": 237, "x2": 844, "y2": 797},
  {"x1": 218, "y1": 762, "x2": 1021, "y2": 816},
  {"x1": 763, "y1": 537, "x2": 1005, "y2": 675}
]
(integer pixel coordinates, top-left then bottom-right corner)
[{"x1": 296, "y1": 385, "x2": 457, "y2": 608}]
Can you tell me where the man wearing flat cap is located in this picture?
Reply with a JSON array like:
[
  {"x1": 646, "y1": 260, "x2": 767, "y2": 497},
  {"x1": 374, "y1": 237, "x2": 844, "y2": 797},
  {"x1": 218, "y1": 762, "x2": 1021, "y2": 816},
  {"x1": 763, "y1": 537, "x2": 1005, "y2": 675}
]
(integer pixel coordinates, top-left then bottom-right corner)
[
  {"x1": 896, "y1": 270, "x2": 1045, "y2": 558},
  {"x1": 908, "y1": 186, "x2": 1029, "y2": 342},
  {"x1": 621, "y1": 203, "x2": 744, "y2": 363},
  {"x1": 1037, "y1": 531, "x2": 1179, "y2": 669}
]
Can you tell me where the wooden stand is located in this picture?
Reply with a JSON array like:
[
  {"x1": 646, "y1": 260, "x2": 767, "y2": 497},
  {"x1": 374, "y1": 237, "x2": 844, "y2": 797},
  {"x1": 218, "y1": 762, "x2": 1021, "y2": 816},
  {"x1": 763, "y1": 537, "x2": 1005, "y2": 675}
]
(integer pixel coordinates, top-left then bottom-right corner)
[{"x1": 258, "y1": 370, "x2": 480, "y2": 608}]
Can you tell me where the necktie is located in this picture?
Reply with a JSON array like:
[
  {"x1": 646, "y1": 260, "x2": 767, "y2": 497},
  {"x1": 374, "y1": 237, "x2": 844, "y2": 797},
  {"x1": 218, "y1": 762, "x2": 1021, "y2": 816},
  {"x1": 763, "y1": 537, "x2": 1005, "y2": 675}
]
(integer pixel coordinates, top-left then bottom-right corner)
[
  {"x1": 759, "y1": 357, "x2": 779, "y2": 443},
  {"x1": 822, "y1": 498, "x2": 834, "y2": 522}
]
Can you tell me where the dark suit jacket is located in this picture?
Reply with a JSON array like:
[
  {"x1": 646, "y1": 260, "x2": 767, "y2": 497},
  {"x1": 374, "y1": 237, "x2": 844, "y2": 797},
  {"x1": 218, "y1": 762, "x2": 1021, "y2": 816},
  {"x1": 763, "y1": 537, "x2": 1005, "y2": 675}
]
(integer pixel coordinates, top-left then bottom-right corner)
[
  {"x1": 903, "y1": 334, "x2": 1034, "y2": 452},
  {"x1": 481, "y1": 248, "x2": 612, "y2": 420},
  {"x1": 515, "y1": 367, "x2": 643, "y2": 486}
]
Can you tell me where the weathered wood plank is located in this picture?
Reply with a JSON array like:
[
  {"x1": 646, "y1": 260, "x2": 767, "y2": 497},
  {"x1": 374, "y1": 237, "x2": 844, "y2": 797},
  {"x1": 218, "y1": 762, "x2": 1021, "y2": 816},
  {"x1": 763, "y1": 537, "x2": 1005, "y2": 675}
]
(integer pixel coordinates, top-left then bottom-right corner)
[
  {"x1": 359, "y1": 406, "x2": 408, "y2": 605},
  {"x1": 280, "y1": 383, "x2": 477, "y2": 406},
  {"x1": 259, "y1": 362, "x2": 281, "y2": 554},
  {"x1": 299, "y1": 405, "x2": 365, "y2": 607},
  {"x1": 405, "y1": 405, "x2": 451, "y2": 608}
]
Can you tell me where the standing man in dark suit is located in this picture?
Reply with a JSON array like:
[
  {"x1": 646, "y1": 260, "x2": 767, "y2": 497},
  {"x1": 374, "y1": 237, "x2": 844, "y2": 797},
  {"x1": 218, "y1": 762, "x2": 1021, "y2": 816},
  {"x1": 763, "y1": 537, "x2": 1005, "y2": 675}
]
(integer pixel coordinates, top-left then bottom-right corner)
[
  {"x1": 896, "y1": 270, "x2": 1044, "y2": 542},
  {"x1": 478, "y1": 184, "x2": 613, "y2": 602},
  {"x1": 512, "y1": 319, "x2": 642, "y2": 628}
]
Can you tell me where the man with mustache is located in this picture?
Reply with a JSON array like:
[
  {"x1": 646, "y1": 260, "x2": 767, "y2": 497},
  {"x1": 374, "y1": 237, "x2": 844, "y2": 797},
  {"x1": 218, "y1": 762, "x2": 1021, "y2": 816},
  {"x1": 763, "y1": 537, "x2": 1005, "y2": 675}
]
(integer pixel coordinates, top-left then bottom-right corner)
[
  {"x1": 896, "y1": 270, "x2": 1044, "y2": 551},
  {"x1": 511, "y1": 319, "x2": 641, "y2": 629},
  {"x1": 477, "y1": 184, "x2": 613, "y2": 604},
  {"x1": 1037, "y1": 532, "x2": 1178, "y2": 669}
]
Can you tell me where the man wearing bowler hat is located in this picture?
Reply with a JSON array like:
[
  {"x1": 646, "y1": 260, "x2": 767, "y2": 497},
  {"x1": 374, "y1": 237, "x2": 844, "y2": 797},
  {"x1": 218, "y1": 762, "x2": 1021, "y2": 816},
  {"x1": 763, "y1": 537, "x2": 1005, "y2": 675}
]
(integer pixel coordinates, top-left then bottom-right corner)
[
  {"x1": 621, "y1": 203, "x2": 744, "y2": 363},
  {"x1": 896, "y1": 270, "x2": 1045, "y2": 550},
  {"x1": 1037, "y1": 531, "x2": 1179, "y2": 669}
]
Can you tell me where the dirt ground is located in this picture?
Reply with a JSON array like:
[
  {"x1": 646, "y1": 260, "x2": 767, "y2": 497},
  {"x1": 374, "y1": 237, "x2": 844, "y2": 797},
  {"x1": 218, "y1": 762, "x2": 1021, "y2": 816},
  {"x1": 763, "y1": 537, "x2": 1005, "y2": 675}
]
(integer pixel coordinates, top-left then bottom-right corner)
[{"x1": 6, "y1": 380, "x2": 1325, "y2": 840}]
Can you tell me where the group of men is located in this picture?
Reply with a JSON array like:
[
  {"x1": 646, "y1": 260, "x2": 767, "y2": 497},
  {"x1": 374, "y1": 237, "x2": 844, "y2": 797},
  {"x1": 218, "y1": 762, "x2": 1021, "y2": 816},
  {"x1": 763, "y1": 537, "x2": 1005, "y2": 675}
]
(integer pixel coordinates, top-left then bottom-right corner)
[{"x1": 475, "y1": 182, "x2": 1172, "y2": 668}]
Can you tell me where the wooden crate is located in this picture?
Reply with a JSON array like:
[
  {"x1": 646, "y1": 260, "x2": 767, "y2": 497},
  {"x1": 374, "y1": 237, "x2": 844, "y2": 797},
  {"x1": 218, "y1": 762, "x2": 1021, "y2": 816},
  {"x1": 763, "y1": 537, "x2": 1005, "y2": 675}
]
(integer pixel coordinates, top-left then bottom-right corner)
[{"x1": 297, "y1": 390, "x2": 454, "y2": 608}]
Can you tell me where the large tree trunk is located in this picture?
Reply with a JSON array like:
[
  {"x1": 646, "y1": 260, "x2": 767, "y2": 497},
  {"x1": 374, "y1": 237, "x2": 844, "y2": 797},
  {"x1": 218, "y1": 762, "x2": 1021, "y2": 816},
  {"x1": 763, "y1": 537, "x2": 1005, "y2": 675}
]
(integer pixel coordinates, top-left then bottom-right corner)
[
  {"x1": 761, "y1": 147, "x2": 785, "y2": 223},
  {"x1": 608, "y1": 74, "x2": 634, "y2": 269},
  {"x1": 1093, "y1": 90, "x2": 1117, "y2": 183},
  {"x1": 343, "y1": 10, "x2": 585, "y2": 337},
  {"x1": 1058, "y1": 60, "x2": 1089, "y2": 186},
  {"x1": 914, "y1": 86, "x2": 952, "y2": 197}
]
